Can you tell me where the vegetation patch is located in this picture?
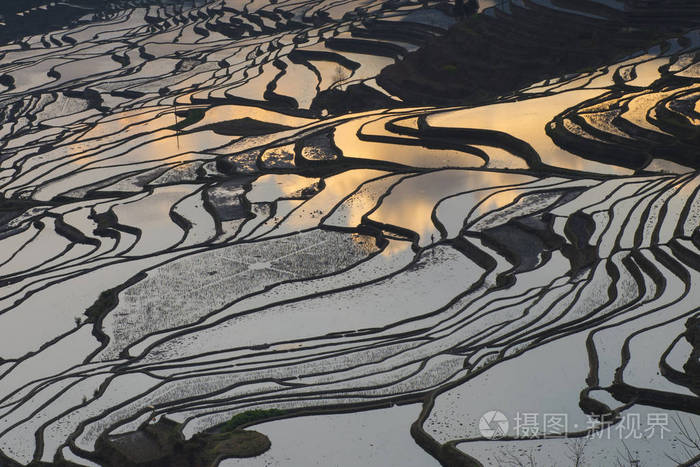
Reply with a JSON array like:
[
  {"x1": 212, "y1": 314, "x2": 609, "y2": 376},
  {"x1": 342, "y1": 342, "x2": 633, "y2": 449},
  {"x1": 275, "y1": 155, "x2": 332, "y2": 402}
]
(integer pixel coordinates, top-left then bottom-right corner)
[
  {"x1": 168, "y1": 108, "x2": 206, "y2": 131},
  {"x1": 93, "y1": 418, "x2": 271, "y2": 467},
  {"x1": 222, "y1": 408, "x2": 287, "y2": 431},
  {"x1": 202, "y1": 117, "x2": 293, "y2": 136}
]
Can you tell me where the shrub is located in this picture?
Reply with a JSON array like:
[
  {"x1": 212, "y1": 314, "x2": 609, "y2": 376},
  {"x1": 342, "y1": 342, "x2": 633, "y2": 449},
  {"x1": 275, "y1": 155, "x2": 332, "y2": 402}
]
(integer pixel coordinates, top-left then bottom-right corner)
[{"x1": 222, "y1": 409, "x2": 286, "y2": 431}]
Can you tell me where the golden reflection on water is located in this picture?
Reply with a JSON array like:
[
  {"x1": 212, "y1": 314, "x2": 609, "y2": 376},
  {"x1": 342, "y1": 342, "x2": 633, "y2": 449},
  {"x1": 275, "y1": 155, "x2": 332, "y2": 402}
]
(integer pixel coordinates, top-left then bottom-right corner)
[
  {"x1": 314, "y1": 168, "x2": 535, "y2": 249},
  {"x1": 426, "y1": 90, "x2": 634, "y2": 176},
  {"x1": 374, "y1": 170, "x2": 535, "y2": 246},
  {"x1": 120, "y1": 129, "x2": 232, "y2": 165},
  {"x1": 80, "y1": 107, "x2": 172, "y2": 141},
  {"x1": 62, "y1": 95, "x2": 643, "y2": 258},
  {"x1": 239, "y1": 96, "x2": 556, "y2": 254},
  {"x1": 334, "y1": 115, "x2": 484, "y2": 168},
  {"x1": 246, "y1": 173, "x2": 321, "y2": 202}
]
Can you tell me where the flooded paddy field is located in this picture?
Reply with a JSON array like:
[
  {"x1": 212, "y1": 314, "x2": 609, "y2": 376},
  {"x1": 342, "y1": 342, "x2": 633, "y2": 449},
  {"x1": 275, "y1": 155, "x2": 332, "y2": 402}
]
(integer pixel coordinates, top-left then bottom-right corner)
[{"x1": 0, "y1": 0, "x2": 699, "y2": 465}]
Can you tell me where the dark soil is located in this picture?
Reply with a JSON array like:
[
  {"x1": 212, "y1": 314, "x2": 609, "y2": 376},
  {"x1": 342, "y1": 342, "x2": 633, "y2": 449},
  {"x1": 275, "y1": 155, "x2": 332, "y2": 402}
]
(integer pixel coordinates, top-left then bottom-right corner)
[
  {"x1": 376, "y1": 5, "x2": 687, "y2": 106},
  {"x1": 92, "y1": 418, "x2": 271, "y2": 467}
]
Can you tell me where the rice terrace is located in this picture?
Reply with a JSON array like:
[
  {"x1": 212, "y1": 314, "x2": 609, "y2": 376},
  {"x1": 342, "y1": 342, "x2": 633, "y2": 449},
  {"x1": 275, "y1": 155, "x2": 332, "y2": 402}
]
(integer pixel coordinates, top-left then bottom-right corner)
[{"x1": 0, "y1": 0, "x2": 699, "y2": 465}]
